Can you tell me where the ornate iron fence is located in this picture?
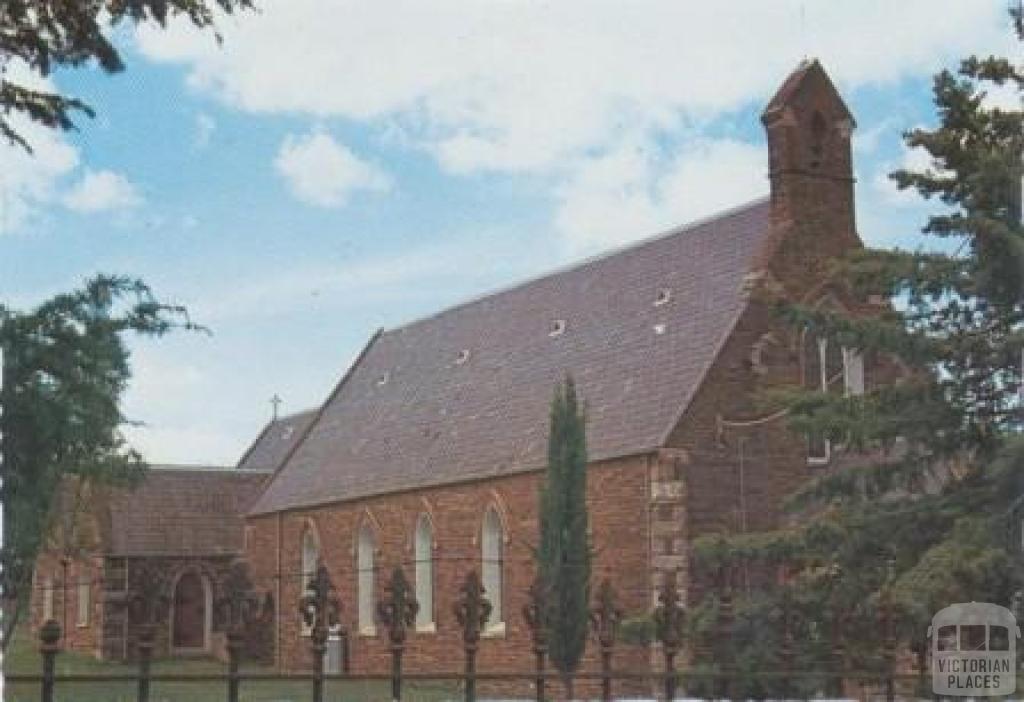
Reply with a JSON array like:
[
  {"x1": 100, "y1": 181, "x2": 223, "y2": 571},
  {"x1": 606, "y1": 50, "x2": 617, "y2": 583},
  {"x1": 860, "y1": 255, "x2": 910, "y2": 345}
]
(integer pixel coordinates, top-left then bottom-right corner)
[{"x1": 8, "y1": 565, "x2": 936, "y2": 702}]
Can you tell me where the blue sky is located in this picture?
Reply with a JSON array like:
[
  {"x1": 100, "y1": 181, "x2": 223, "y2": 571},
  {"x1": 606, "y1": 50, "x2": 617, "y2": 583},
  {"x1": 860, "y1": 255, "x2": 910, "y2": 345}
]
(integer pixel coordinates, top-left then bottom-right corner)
[{"x1": 1, "y1": 1, "x2": 1018, "y2": 465}]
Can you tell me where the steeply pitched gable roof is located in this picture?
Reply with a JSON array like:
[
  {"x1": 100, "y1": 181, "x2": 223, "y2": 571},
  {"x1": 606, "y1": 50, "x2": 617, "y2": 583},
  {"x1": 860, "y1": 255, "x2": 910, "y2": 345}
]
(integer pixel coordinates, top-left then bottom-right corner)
[
  {"x1": 236, "y1": 409, "x2": 318, "y2": 472},
  {"x1": 762, "y1": 59, "x2": 855, "y2": 125},
  {"x1": 103, "y1": 466, "x2": 268, "y2": 556},
  {"x1": 251, "y1": 198, "x2": 773, "y2": 515}
]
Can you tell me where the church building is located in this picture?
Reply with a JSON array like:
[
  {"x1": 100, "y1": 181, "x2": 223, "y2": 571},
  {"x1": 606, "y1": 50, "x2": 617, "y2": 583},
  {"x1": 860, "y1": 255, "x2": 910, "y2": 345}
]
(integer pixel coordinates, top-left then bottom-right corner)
[{"x1": 243, "y1": 59, "x2": 886, "y2": 677}]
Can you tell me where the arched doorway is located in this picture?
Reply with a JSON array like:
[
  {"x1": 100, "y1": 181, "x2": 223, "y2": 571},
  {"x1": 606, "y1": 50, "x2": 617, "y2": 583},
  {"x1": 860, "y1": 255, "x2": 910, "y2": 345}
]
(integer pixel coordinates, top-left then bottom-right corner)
[{"x1": 172, "y1": 571, "x2": 210, "y2": 652}]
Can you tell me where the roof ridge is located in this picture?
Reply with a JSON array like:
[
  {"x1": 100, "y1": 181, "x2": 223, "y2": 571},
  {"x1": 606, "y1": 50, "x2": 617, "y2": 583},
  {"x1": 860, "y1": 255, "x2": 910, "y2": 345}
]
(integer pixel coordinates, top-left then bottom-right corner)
[
  {"x1": 248, "y1": 330, "x2": 384, "y2": 515},
  {"x1": 233, "y1": 421, "x2": 277, "y2": 472},
  {"x1": 276, "y1": 408, "x2": 318, "y2": 421},
  {"x1": 233, "y1": 407, "x2": 317, "y2": 471},
  {"x1": 252, "y1": 193, "x2": 776, "y2": 515},
  {"x1": 387, "y1": 195, "x2": 770, "y2": 336}
]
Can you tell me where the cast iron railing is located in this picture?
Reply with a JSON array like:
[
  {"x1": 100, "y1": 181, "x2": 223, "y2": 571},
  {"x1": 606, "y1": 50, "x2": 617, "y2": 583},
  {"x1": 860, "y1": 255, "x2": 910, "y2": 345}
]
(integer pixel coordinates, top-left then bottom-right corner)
[{"x1": 12, "y1": 565, "x2": 934, "y2": 702}]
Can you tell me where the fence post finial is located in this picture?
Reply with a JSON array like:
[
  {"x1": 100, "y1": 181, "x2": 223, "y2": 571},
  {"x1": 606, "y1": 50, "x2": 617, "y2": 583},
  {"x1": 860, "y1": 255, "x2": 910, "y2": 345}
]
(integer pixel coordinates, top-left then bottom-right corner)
[
  {"x1": 454, "y1": 570, "x2": 491, "y2": 702},
  {"x1": 653, "y1": 570, "x2": 686, "y2": 702},
  {"x1": 39, "y1": 619, "x2": 61, "y2": 702},
  {"x1": 299, "y1": 563, "x2": 341, "y2": 702},
  {"x1": 523, "y1": 576, "x2": 549, "y2": 702},
  {"x1": 217, "y1": 560, "x2": 261, "y2": 702},
  {"x1": 589, "y1": 578, "x2": 622, "y2": 702},
  {"x1": 378, "y1": 566, "x2": 418, "y2": 702}
]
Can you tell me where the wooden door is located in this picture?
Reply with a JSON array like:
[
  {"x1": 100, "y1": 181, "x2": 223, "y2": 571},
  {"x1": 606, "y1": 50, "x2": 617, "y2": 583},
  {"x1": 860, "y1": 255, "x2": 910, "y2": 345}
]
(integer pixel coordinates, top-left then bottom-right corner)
[{"x1": 173, "y1": 572, "x2": 206, "y2": 649}]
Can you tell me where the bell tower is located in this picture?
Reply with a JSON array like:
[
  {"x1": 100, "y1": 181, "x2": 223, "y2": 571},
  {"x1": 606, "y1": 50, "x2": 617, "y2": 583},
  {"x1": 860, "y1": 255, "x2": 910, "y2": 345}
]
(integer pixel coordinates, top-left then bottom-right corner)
[{"x1": 761, "y1": 60, "x2": 857, "y2": 247}]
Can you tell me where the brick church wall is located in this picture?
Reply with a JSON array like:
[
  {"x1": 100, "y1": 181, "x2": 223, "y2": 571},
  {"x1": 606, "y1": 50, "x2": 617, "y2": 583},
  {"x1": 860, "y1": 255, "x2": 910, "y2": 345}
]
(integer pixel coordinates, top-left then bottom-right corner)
[
  {"x1": 663, "y1": 239, "x2": 865, "y2": 608},
  {"x1": 245, "y1": 454, "x2": 654, "y2": 683},
  {"x1": 31, "y1": 552, "x2": 104, "y2": 658},
  {"x1": 663, "y1": 297, "x2": 817, "y2": 604},
  {"x1": 31, "y1": 551, "x2": 240, "y2": 662}
]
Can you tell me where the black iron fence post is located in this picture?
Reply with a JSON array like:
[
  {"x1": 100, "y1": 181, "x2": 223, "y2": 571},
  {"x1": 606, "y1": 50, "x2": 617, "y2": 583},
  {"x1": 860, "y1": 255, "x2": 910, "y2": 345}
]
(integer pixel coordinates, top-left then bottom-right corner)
[
  {"x1": 715, "y1": 568, "x2": 733, "y2": 700},
  {"x1": 311, "y1": 629, "x2": 326, "y2": 702},
  {"x1": 454, "y1": 570, "x2": 491, "y2": 702},
  {"x1": 1013, "y1": 591, "x2": 1024, "y2": 696},
  {"x1": 882, "y1": 586, "x2": 896, "y2": 702},
  {"x1": 378, "y1": 567, "x2": 418, "y2": 702},
  {"x1": 39, "y1": 619, "x2": 61, "y2": 702},
  {"x1": 653, "y1": 571, "x2": 685, "y2": 702},
  {"x1": 125, "y1": 564, "x2": 169, "y2": 702},
  {"x1": 216, "y1": 560, "x2": 262, "y2": 702},
  {"x1": 779, "y1": 594, "x2": 795, "y2": 701},
  {"x1": 912, "y1": 633, "x2": 928, "y2": 699},
  {"x1": 827, "y1": 569, "x2": 845, "y2": 700},
  {"x1": 136, "y1": 624, "x2": 154, "y2": 702},
  {"x1": 830, "y1": 607, "x2": 846, "y2": 698},
  {"x1": 523, "y1": 577, "x2": 549, "y2": 702},
  {"x1": 299, "y1": 563, "x2": 341, "y2": 702},
  {"x1": 589, "y1": 579, "x2": 622, "y2": 702},
  {"x1": 226, "y1": 631, "x2": 243, "y2": 702}
]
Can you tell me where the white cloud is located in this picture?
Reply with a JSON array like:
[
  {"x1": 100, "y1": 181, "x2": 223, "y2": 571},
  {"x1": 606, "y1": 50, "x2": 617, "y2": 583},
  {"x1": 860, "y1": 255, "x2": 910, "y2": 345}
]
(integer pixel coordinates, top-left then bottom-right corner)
[
  {"x1": 194, "y1": 112, "x2": 216, "y2": 148},
  {"x1": 853, "y1": 117, "x2": 900, "y2": 155},
  {"x1": 126, "y1": 350, "x2": 206, "y2": 410},
  {"x1": 0, "y1": 64, "x2": 80, "y2": 234},
  {"x1": 198, "y1": 234, "x2": 527, "y2": 322},
  {"x1": 117, "y1": 232, "x2": 554, "y2": 465},
  {"x1": 982, "y1": 81, "x2": 1022, "y2": 111},
  {"x1": 203, "y1": 249, "x2": 446, "y2": 320},
  {"x1": 63, "y1": 169, "x2": 142, "y2": 212},
  {"x1": 274, "y1": 131, "x2": 391, "y2": 207},
  {"x1": 555, "y1": 135, "x2": 767, "y2": 254},
  {"x1": 872, "y1": 143, "x2": 938, "y2": 207},
  {"x1": 134, "y1": 0, "x2": 1012, "y2": 177},
  {"x1": 122, "y1": 346, "x2": 242, "y2": 464}
]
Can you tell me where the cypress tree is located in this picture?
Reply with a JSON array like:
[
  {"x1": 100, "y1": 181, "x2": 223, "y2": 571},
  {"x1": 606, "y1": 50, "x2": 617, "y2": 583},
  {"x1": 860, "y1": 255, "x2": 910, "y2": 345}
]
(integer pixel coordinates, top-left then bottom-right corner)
[{"x1": 538, "y1": 375, "x2": 591, "y2": 697}]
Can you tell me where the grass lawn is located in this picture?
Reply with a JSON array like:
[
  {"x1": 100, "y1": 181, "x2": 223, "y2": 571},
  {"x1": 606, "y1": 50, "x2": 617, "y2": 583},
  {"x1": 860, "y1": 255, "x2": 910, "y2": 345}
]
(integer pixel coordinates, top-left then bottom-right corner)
[{"x1": 3, "y1": 628, "x2": 458, "y2": 702}]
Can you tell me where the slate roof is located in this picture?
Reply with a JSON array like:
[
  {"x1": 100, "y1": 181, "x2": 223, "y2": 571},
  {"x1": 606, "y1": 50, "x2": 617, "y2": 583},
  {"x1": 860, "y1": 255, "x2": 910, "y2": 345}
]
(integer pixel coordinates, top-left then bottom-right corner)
[
  {"x1": 104, "y1": 466, "x2": 268, "y2": 556},
  {"x1": 236, "y1": 409, "x2": 318, "y2": 472},
  {"x1": 251, "y1": 197, "x2": 774, "y2": 515}
]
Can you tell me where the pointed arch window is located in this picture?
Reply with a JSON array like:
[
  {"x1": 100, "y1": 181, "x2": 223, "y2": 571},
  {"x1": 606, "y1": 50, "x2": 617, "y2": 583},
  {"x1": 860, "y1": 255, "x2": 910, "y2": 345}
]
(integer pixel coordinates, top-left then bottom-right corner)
[
  {"x1": 357, "y1": 524, "x2": 376, "y2": 635},
  {"x1": 300, "y1": 525, "x2": 319, "y2": 635},
  {"x1": 804, "y1": 331, "x2": 865, "y2": 398},
  {"x1": 481, "y1": 507, "x2": 504, "y2": 632},
  {"x1": 414, "y1": 515, "x2": 435, "y2": 631},
  {"x1": 802, "y1": 310, "x2": 866, "y2": 465}
]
